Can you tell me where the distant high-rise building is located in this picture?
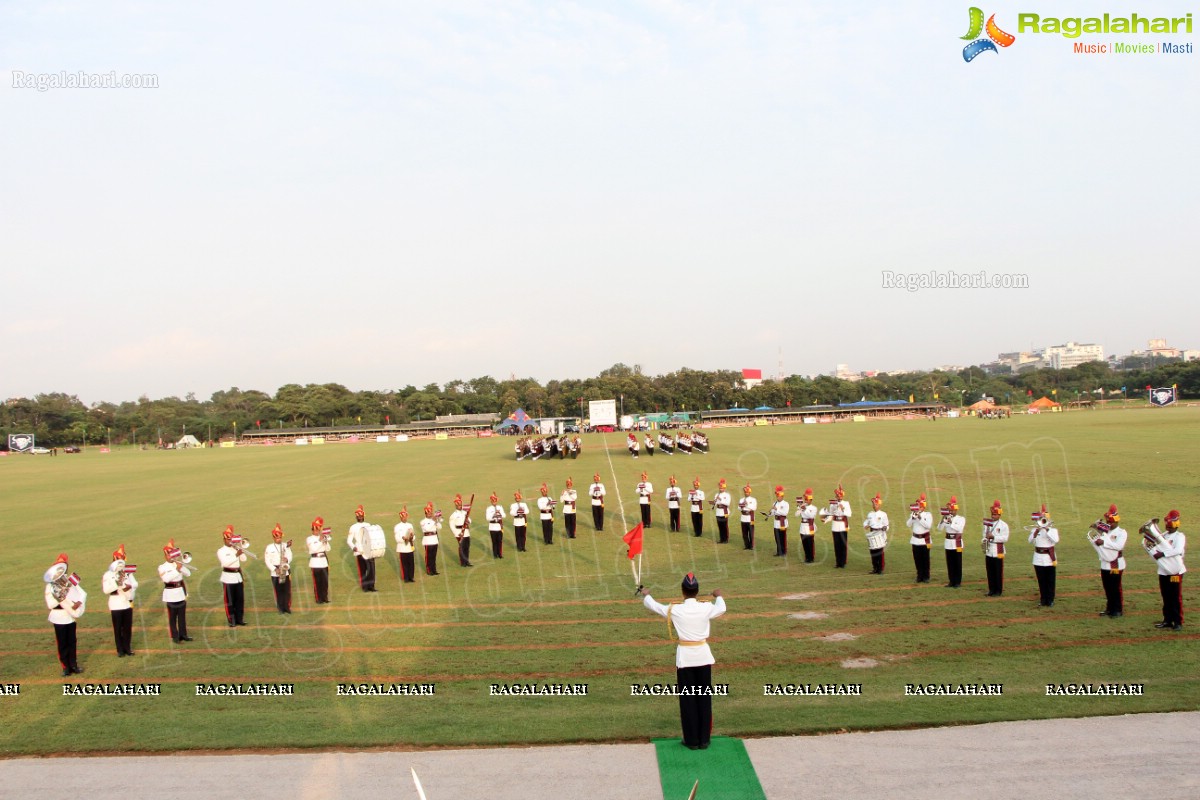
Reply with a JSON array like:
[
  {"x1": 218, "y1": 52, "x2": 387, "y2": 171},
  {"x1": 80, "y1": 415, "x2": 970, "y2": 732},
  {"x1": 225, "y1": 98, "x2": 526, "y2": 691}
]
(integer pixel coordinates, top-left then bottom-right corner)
[{"x1": 1044, "y1": 342, "x2": 1104, "y2": 369}]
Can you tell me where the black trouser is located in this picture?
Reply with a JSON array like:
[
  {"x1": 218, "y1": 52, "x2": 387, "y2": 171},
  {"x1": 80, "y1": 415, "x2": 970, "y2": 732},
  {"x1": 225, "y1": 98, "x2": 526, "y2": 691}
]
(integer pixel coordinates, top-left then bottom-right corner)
[
  {"x1": 592, "y1": 506, "x2": 604, "y2": 531},
  {"x1": 272, "y1": 576, "x2": 291, "y2": 612},
  {"x1": 677, "y1": 664, "x2": 713, "y2": 748},
  {"x1": 870, "y1": 548, "x2": 885, "y2": 573},
  {"x1": 1159, "y1": 574, "x2": 1183, "y2": 625},
  {"x1": 515, "y1": 525, "x2": 527, "y2": 551},
  {"x1": 311, "y1": 566, "x2": 330, "y2": 602},
  {"x1": 800, "y1": 533, "x2": 815, "y2": 563},
  {"x1": 1101, "y1": 569, "x2": 1122, "y2": 614},
  {"x1": 356, "y1": 555, "x2": 376, "y2": 591},
  {"x1": 110, "y1": 608, "x2": 133, "y2": 654},
  {"x1": 912, "y1": 544, "x2": 931, "y2": 582},
  {"x1": 53, "y1": 621, "x2": 78, "y2": 671},
  {"x1": 669, "y1": 507, "x2": 681, "y2": 532},
  {"x1": 716, "y1": 517, "x2": 729, "y2": 543},
  {"x1": 399, "y1": 552, "x2": 415, "y2": 581},
  {"x1": 458, "y1": 536, "x2": 472, "y2": 565},
  {"x1": 690, "y1": 511, "x2": 703, "y2": 537},
  {"x1": 641, "y1": 504, "x2": 652, "y2": 527},
  {"x1": 565, "y1": 513, "x2": 576, "y2": 538},
  {"x1": 945, "y1": 549, "x2": 962, "y2": 587},
  {"x1": 1035, "y1": 564, "x2": 1056, "y2": 605},
  {"x1": 166, "y1": 600, "x2": 188, "y2": 641},
  {"x1": 223, "y1": 582, "x2": 245, "y2": 625},
  {"x1": 832, "y1": 530, "x2": 848, "y2": 567},
  {"x1": 424, "y1": 544, "x2": 439, "y2": 575},
  {"x1": 489, "y1": 530, "x2": 504, "y2": 558},
  {"x1": 774, "y1": 527, "x2": 787, "y2": 556},
  {"x1": 984, "y1": 556, "x2": 1004, "y2": 595},
  {"x1": 741, "y1": 521, "x2": 754, "y2": 550},
  {"x1": 541, "y1": 519, "x2": 554, "y2": 544}
]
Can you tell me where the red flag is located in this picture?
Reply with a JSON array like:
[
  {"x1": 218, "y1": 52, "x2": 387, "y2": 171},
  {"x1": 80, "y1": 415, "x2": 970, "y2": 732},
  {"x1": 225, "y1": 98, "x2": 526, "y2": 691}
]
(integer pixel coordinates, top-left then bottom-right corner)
[{"x1": 622, "y1": 522, "x2": 643, "y2": 559}]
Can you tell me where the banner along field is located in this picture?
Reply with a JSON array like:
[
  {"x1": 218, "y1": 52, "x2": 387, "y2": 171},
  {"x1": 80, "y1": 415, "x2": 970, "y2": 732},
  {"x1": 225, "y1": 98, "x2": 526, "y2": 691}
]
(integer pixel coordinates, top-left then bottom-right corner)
[{"x1": 1, "y1": 407, "x2": 1196, "y2": 755}]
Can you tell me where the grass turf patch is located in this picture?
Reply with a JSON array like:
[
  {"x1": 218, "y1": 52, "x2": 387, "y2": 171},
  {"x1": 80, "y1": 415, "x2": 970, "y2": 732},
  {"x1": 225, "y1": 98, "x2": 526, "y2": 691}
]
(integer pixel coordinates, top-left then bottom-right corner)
[{"x1": 653, "y1": 736, "x2": 766, "y2": 800}]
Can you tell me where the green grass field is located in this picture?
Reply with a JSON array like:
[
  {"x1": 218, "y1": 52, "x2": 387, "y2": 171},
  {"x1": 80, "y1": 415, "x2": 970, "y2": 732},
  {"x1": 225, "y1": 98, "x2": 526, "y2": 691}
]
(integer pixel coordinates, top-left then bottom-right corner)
[{"x1": 1, "y1": 408, "x2": 1197, "y2": 755}]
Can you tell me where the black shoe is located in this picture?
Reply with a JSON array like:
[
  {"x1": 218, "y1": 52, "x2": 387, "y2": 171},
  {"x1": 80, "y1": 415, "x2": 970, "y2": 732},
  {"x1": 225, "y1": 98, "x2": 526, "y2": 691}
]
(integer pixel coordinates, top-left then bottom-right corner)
[
  {"x1": 986, "y1": 592, "x2": 999, "y2": 597},
  {"x1": 71, "y1": 667, "x2": 83, "y2": 674},
  {"x1": 180, "y1": 636, "x2": 193, "y2": 641},
  {"x1": 699, "y1": 743, "x2": 710, "y2": 750},
  {"x1": 1154, "y1": 621, "x2": 1170, "y2": 628},
  {"x1": 228, "y1": 623, "x2": 236, "y2": 628},
  {"x1": 236, "y1": 622, "x2": 248, "y2": 626},
  {"x1": 1098, "y1": 610, "x2": 1109, "y2": 616},
  {"x1": 1171, "y1": 623, "x2": 1183, "y2": 630},
  {"x1": 1108, "y1": 612, "x2": 1122, "y2": 618},
  {"x1": 118, "y1": 651, "x2": 127, "y2": 657},
  {"x1": 126, "y1": 650, "x2": 136, "y2": 656},
  {"x1": 62, "y1": 668, "x2": 72, "y2": 677}
]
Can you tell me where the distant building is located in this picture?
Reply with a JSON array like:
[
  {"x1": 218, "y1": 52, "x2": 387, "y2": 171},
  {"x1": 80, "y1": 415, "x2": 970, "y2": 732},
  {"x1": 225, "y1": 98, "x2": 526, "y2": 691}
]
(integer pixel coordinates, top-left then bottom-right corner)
[
  {"x1": 834, "y1": 363, "x2": 862, "y2": 382},
  {"x1": 1184, "y1": 350, "x2": 1200, "y2": 362},
  {"x1": 1044, "y1": 342, "x2": 1104, "y2": 370},
  {"x1": 741, "y1": 368, "x2": 763, "y2": 389},
  {"x1": 996, "y1": 351, "x2": 1045, "y2": 371}
]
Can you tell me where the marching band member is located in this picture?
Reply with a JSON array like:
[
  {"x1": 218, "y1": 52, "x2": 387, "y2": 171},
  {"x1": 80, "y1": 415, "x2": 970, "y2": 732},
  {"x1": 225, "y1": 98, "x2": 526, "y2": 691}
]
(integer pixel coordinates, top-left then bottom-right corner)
[
  {"x1": 637, "y1": 472, "x2": 654, "y2": 528},
  {"x1": 820, "y1": 485, "x2": 852, "y2": 568},
  {"x1": 665, "y1": 476, "x2": 683, "y2": 532},
  {"x1": 677, "y1": 432, "x2": 693, "y2": 455},
  {"x1": 1028, "y1": 504, "x2": 1059, "y2": 607},
  {"x1": 511, "y1": 491, "x2": 530, "y2": 552},
  {"x1": 738, "y1": 484, "x2": 757, "y2": 550},
  {"x1": 159, "y1": 540, "x2": 192, "y2": 643},
  {"x1": 485, "y1": 493, "x2": 506, "y2": 557},
  {"x1": 307, "y1": 517, "x2": 332, "y2": 604},
  {"x1": 1090, "y1": 504, "x2": 1126, "y2": 617},
  {"x1": 44, "y1": 553, "x2": 84, "y2": 676},
  {"x1": 449, "y1": 494, "x2": 472, "y2": 567},
  {"x1": 102, "y1": 544, "x2": 137, "y2": 656},
  {"x1": 644, "y1": 431, "x2": 655, "y2": 457},
  {"x1": 658, "y1": 432, "x2": 674, "y2": 455},
  {"x1": 906, "y1": 494, "x2": 933, "y2": 583},
  {"x1": 1149, "y1": 510, "x2": 1186, "y2": 630},
  {"x1": 349, "y1": 505, "x2": 376, "y2": 592},
  {"x1": 395, "y1": 507, "x2": 417, "y2": 582},
  {"x1": 863, "y1": 493, "x2": 888, "y2": 574},
  {"x1": 628, "y1": 432, "x2": 640, "y2": 459},
  {"x1": 537, "y1": 483, "x2": 556, "y2": 545},
  {"x1": 713, "y1": 478, "x2": 732, "y2": 543},
  {"x1": 795, "y1": 489, "x2": 818, "y2": 563},
  {"x1": 264, "y1": 524, "x2": 293, "y2": 614},
  {"x1": 561, "y1": 478, "x2": 578, "y2": 539},
  {"x1": 638, "y1": 573, "x2": 726, "y2": 751},
  {"x1": 693, "y1": 431, "x2": 709, "y2": 453},
  {"x1": 589, "y1": 474, "x2": 606, "y2": 532},
  {"x1": 218, "y1": 526, "x2": 248, "y2": 626},
  {"x1": 938, "y1": 497, "x2": 965, "y2": 588},
  {"x1": 771, "y1": 486, "x2": 789, "y2": 557},
  {"x1": 982, "y1": 500, "x2": 1009, "y2": 596},
  {"x1": 688, "y1": 478, "x2": 705, "y2": 537},
  {"x1": 421, "y1": 503, "x2": 442, "y2": 575}
]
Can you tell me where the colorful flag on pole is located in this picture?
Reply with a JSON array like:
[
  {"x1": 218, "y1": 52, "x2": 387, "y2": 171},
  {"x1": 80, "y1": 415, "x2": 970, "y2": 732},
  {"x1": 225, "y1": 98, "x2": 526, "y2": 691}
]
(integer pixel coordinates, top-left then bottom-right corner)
[{"x1": 623, "y1": 522, "x2": 644, "y2": 559}]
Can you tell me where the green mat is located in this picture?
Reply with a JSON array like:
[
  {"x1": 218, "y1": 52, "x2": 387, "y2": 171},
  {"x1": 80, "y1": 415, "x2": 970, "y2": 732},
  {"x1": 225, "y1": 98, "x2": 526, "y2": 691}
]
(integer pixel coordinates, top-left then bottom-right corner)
[{"x1": 652, "y1": 736, "x2": 767, "y2": 800}]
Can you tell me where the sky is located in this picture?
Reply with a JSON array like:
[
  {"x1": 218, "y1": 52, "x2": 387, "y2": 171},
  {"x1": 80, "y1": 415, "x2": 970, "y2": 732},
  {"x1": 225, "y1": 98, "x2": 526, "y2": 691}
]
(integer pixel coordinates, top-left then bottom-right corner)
[{"x1": 2, "y1": 1, "x2": 1197, "y2": 404}]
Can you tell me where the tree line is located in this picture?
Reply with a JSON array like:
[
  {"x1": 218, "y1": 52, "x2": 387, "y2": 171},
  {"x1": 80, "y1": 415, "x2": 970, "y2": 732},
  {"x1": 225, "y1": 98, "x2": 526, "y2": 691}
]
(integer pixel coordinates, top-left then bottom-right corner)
[{"x1": 3, "y1": 360, "x2": 1198, "y2": 447}]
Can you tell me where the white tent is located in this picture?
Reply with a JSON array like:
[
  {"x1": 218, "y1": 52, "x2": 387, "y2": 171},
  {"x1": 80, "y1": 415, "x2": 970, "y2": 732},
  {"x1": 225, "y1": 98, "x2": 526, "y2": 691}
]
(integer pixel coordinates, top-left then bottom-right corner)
[{"x1": 176, "y1": 434, "x2": 202, "y2": 449}]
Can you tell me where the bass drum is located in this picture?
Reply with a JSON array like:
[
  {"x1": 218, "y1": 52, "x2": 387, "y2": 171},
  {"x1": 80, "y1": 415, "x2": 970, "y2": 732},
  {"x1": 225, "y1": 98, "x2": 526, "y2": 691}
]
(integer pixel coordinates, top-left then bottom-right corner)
[{"x1": 367, "y1": 524, "x2": 388, "y2": 559}]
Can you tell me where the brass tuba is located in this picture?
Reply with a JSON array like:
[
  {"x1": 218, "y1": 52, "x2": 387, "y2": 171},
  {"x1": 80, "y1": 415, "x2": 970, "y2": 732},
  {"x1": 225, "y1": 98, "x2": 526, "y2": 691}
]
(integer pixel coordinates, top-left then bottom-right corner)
[{"x1": 1139, "y1": 518, "x2": 1166, "y2": 556}]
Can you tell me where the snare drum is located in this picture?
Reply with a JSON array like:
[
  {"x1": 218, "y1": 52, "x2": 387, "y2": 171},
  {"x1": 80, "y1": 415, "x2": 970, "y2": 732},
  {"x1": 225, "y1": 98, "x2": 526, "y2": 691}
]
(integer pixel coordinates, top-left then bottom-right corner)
[{"x1": 866, "y1": 529, "x2": 888, "y2": 551}]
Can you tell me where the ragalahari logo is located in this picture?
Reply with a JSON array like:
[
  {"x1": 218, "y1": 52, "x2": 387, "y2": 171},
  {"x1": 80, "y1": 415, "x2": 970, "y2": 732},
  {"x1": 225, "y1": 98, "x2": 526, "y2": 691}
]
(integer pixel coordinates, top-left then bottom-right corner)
[{"x1": 962, "y1": 7, "x2": 1016, "y2": 61}]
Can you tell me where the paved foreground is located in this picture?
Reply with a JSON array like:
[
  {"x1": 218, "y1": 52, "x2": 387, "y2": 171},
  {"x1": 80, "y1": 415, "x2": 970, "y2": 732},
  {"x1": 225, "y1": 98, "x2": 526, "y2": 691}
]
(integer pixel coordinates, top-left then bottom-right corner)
[{"x1": 2, "y1": 712, "x2": 1196, "y2": 799}]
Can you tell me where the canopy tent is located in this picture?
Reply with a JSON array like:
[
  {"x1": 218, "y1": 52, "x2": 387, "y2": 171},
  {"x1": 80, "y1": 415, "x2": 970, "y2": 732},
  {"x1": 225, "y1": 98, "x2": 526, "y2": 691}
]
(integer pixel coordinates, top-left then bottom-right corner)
[
  {"x1": 967, "y1": 399, "x2": 996, "y2": 412},
  {"x1": 495, "y1": 408, "x2": 536, "y2": 431},
  {"x1": 1028, "y1": 396, "x2": 1061, "y2": 409},
  {"x1": 176, "y1": 434, "x2": 202, "y2": 448}
]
